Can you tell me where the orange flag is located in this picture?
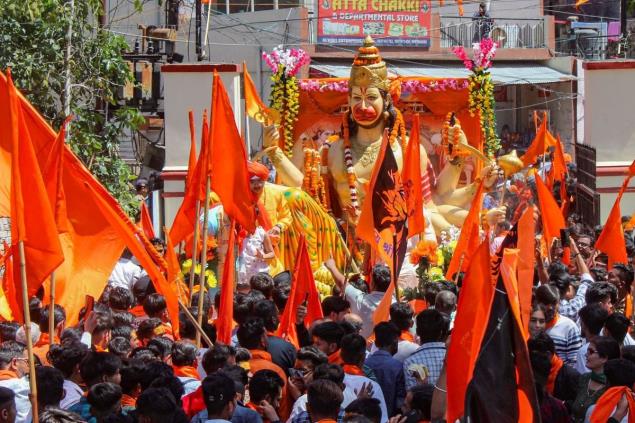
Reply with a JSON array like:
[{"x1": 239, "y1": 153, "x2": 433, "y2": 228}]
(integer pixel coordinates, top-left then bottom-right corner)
[
  {"x1": 186, "y1": 110, "x2": 197, "y2": 189},
  {"x1": 521, "y1": 114, "x2": 557, "y2": 167},
  {"x1": 244, "y1": 63, "x2": 277, "y2": 125},
  {"x1": 139, "y1": 202, "x2": 156, "y2": 240},
  {"x1": 402, "y1": 114, "x2": 425, "y2": 237},
  {"x1": 210, "y1": 72, "x2": 257, "y2": 234},
  {"x1": 42, "y1": 117, "x2": 72, "y2": 234},
  {"x1": 0, "y1": 246, "x2": 15, "y2": 321},
  {"x1": 517, "y1": 207, "x2": 535, "y2": 336},
  {"x1": 0, "y1": 71, "x2": 124, "y2": 327},
  {"x1": 83, "y1": 181, "x2": 179, "y2": 337},
  {"x1": 445, "y1": 180, "x2": 485, "y2": 280},
  {"x1": 575, "y1": 0, "x2": 589, "y2": 7},
  {"x1": 446, "y1": 239, "x2": 494, "y2": 423},
  {"x1": 500, "y1": 249, "x2": 527, "y2": 339},
  {"x1": 277, "y1": 236, "x2": 324, "y2": 347},
  {"x1": 535, "y1": 174, "x2": 565, "y2": 253},
  {"x1": 4, "y1": 70, "x2": 64, "y2": 298},
  {"x1": 216, "y1": 220, "x2": 236, "y2": 345},
  {"x1": 164, "y1": 227, "x2": 188, "y2": 305},
  {"x1": 170, "y1": 111, "x2": 210, "y2": 245},
  {"x1": 596, "y1": 191, "x2": 628, "y2": 269}
]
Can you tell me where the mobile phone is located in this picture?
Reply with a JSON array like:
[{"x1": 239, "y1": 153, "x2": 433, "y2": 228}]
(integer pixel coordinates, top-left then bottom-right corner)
[
  {"x1": 560, "y1": 228, "x2": 570, "y2": 248},
  {"x1": 288, "y1": 368, "x2": 303, "y2": 379},
  {"x1": 85, "y1": 295, "x2": 95, "y2": 315}
]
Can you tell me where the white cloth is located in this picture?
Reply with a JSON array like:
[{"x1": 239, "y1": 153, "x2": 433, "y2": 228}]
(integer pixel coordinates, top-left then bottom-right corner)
[
  {"x1": 0, "y1": 377, "x2": 31, "y2": 423},
  {"x1": 574, "y1": 341, "x2": 590, "y2": 374},
  {"x1": 61, "y1": 379, "x2": 83, "y2": 409},
  {"x1": 343, "y1": 374, "x2": 388, "y2": 423},
  {"x1": 237, "y1": 227, "x2": 269, "y2": 286},
  {"x1": 345, "y1": 285, "x2": 393, "y2": 338},
  {"x1": 624, "y1": 333, "x2": 635, "y2": 346},
  {"x1": 287, "y1": 386, "x2": 356, "y2": 423},
  {"x1": 394, "y1": 340, "x2": 420, "y2": 362},
  {"x1": 178, "y1": 376, "x2": 201, "y2": 396},
  {"x1": 107, "y1": 258, "x2": 143, "y2": 290}
]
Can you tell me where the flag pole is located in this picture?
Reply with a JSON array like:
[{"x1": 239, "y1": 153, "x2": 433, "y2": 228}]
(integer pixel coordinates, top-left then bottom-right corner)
[
  {"x1": 18, "y1": 241, "x2": 39, "y2": 422},
  {"x1": 392, "y1": 233, "x2": 399, "y2": 302},
  {"x1": 49, "y1": 271, "x2": 56, "y2": 347},
  {"x1": 178, "y1": 298, "x2": 214, "y2": 347},
  {"x1": 187, "y1": 199, "x2": 202, "y2": 305},
  {"x1": 196, "y1": 175, "x2": 212, "y2": 348}
]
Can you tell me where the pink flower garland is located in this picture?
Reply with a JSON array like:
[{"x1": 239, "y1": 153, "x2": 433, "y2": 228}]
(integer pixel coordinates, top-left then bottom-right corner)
[
  {"x1": 262, "y1": 46, "x2": 311, "y2": 77},
  {"x1": 299, "y1": 79, "x2": 468, "y2": 94}
]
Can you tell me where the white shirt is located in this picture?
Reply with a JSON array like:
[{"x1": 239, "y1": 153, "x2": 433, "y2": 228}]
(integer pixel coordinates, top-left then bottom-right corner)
[
  {"x1": 368, "y1": 338, "x2": 420, "y2": 363},
  {"x1": 61, "y1": 379, "x2": 83, "y2": 409},
  {"x1": 574, "y1": 341, "x2": 590, "y2": 374},
  {"x1": 107, "y1": 258, "x2": 142, "y2": 290},
  {"x1": 0, "y1": 376, "x2": 31, "y2": 423},
  {"x1": 287, "y1": 386, "x2": 357, "y2": 422},
  {"x1": 343, "y1": 374, "x2": 388, "y2": 423},
  {"x1": 624, "y1": 333, "x2": 635, "y2": 346},
  {"x1": 345, "y1": 285, "x2": 394, "y2": 338}
]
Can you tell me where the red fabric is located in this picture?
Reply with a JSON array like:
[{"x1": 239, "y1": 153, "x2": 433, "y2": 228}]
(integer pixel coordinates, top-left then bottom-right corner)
[
  {"x1": 546, "y1": 354, "x2": 564, "y2": 394},
  {"x1": 445, "y1": 180, "x2": 485, "y2": 280},
  {"x1": 342, "y1": 364, "x2": 365, "y2": 376},
  {"x1": 402, "y1": 114, "x2": 425, "y2": 237},
  {"x1": 446, "y1": 239, "x2": 494, "y2": 423},
  {"x1": 172, "y1": 365, "x2": 200, "y2": 380},
  {"x1": 328, "y1": 350, "x2": 343, "y2": 365},
  {"x1": 276, "y1": 236, "x2": 324, "y2": 348},
  {"x1": 182, "y1": 386, "x2": 205, "y2": 420},
  {"x1": 186, "y1": 110, "x2": 197, "y2": 189},
  {"x1": 121, "y1": 394, "x2": 137, "y2": 408},
  {"x1": 400, "y1": 330, "x2": 415, "y2": 342},
  {"x1": 545, "y1": 314, "x2": 560, "y2": 330},
  {"x1": 535, "y1": 174, "x2": 566, "y2": 254},
  {"x1": 139, "y1": 202, "x2": 155, "y2": 240},
  {"x1": 589, "y1": 386, "x2": 635, "y2": 423},
  {"x1": 247, "y1": 161, "x2": 270, "y2": 181},
  {"x1": 3, "y1": 71, "x2": 64, "y2": 311},
  {"x1": 217, "y1": 220, "x2": 236, "y2": 345},
  {"x1": 209, "y1": 73, "x2": 257, "y2": 234}
]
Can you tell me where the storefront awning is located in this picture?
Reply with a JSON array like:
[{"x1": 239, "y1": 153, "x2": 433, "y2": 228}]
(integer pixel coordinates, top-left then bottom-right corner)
[{"x1": 310, "y1": 63, "x2": 576, "y2": 85}]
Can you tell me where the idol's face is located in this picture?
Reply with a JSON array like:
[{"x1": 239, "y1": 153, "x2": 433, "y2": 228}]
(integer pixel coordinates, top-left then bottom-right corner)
[{"x1": 349, "y1": 86, "x2": 384, "y2": 128}]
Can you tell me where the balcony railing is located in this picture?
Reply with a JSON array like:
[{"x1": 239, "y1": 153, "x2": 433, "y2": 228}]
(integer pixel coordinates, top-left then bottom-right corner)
[{"x1": 440, "y1": 16, "x2": 546, "y2": 48}]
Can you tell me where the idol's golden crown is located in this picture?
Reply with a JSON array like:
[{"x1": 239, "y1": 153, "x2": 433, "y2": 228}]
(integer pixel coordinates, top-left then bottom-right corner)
[{"x1": 349, "y1": 36, "x2": 389, "y2": 91}]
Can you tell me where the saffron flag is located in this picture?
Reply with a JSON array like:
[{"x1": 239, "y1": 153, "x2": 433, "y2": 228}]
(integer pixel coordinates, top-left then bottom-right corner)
[
  {"x1": 575, "y1": 0, "x2": 589, "y2": 7},
  {"x1": 0, "y1": 246, "x2": 15, "y2": 321},
  {"x1": 210, "y1": 72, "x2": 257, "y2": 234},
  {"x1": 596, "y1": 192, "x2": 628, "y2": 269},
  {"x1": 139, "y1": 202, "x2": 156, "y2": 240},
  {"x1": 42, "y1": 117, "x2": 72, "y2": 234},
  {"x1": 164, "y1": 227, "x2": 189, "y2": 305},
  {"x1": 244, "y1": 63, "x2": 278, "y2": 125},
  {"x1": 445, "y1": 180, "x2": 485, "y2": 280},
  {"x1": 357, "y1": 131, "x2": 409, "y2": 324},
  {"x1": 446, "y1": 239, "x2": 495, "y2": 423},
  {"x1": 4, "y1": 70, "x2": 64, "y2": 298},
  {"x1": 170, "y1": 111, "x2": 210, "y2": 246},
  {"x1": 277, "y1": 236, "x2": 324, "y2": 347},
  {"x1": 216, "y1": 219, "x2": 236, "y2": 345},
  {"x1": 535, "y1": 174, "x2": 565, "y2": 253},
  {"x1": 186, "y1": 110, "x2": 197, "y2": 189},
  {"x1": 521, "y1": 114, "x2": 557, "y2": 167},
  {"x1": 83, "y1": 181, "x2": 179, "y2": 337},
  {"x1": 517, "y1": 207, "x2": 535, "y2": 335},
  {"x1": 402, "y1": 114, "x2": 425, "y2": 238}
]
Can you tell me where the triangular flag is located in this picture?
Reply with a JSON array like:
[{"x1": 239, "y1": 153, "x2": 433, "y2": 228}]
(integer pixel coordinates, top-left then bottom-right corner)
[
  {"x1": 446, "y1": 239, "x2": 495, "y2": 423},
  {"x1": 521, "y1": 114, "x2": 557, "y2": 167},
  {"x1": 596, "y1": 192, "x2": 628, "y2": 269},
  {"x1": 445, "y1": 180, "x2": 485, "y2": 280},
  {"x1": 139, "y1": 202, "x2": 156, "y2": 240},
  {"x1": 216, "y1": 220, "x2": 236, "y2": 345},
  {"x1": 4, "y1": 70, "x2": 64, "y2": 298},
  {"x1": 186, "y1": 110, "x2": 197, "y2": 189},
  {"x1": 402, "y1": 114, "x2": 425, "y2": 238},
  {"x1": 244, "y1": 63, "x2": 278, "y2": 125},
  {"x1": 535, "y1": 174, "x2": 565, "y2": 253},
  {"x1": 210, "y1": 72, "x2": 257, "y2": 234},
  {"x1": 277, "y1": 236, "x2": 324, "y2": 347},
  {"x1": 42, "y1": 117, "x2": 72, "y2": 234},
  {"x1": 164, "y1": 227, "x2": 189, "y2": 305}
]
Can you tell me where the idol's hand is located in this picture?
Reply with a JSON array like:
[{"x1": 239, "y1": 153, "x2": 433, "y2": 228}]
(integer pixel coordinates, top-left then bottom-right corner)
[
  {"x1": 486, "y1": 206, "x2": 507, "y2": 226},
  {"x1": 263, "y1": 124, "x2": 280, "y2": 148}
]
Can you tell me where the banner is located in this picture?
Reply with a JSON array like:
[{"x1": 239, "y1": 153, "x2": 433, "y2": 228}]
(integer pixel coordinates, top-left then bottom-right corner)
[{"x1": 317, "y1": 0, "x2": 432, "y2": 47}]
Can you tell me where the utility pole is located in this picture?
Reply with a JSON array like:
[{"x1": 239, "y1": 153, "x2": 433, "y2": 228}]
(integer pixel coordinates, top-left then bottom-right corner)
[
  {"x1": 195, "y1": 0, "x2": 203, "y2": 61},
  {"x1": 621, "y1": 0, "x2": 627, "y2": 38}
]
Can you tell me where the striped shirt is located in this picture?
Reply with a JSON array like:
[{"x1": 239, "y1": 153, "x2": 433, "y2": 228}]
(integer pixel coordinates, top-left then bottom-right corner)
[{"x1": 546, "y1": 315, "x2": 583, "y2": 365}]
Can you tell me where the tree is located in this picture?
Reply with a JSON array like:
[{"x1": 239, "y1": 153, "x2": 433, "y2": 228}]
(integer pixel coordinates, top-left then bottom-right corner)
[{"x1": 0, "y1": 0, "x2": 144, "y2": 215}]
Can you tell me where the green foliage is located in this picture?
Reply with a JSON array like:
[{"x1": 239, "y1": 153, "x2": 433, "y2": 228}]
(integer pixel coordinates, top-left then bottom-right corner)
[{"x1": 0, "y1": 0, "x2": 143, "y2": 215}]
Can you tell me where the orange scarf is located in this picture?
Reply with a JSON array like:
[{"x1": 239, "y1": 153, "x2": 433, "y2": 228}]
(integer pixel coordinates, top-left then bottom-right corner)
[
  {"x1": 250, "y1": 349, "x2": 273, "y2": 361},
  {"x1": 400, "y1": 330, "x2": 415, "y2": 342},
  {"x1": 626, "y1": 294, "x2": 633, "y2": 319},
  {"x1": 589, "y1": 386, "x2": 635, "y2": 423},
  {"x1": 546, "y1": 354, "x2": 564, "y2": 394},
  {"x1": 121, "y1": 394, "x2": 137, "y2": 408},
  {"x1": 342, "y1": 364, "x2": 365, "y2": 376},
  {"x1": 328, "y1": 350, "x2": 343, "y2": 365},
  {"x1": 173, "y1": 365, "x2": 201, "y2": 380},
  {"x1": 0, "y1": 370, "x2": 18, "y2": 381},
  {"x1": 130, "y1": 305, "x2": 146, "y2": 318},
  {"x1": 545, "y1": 313, "x2": 560, "y2": 330},
  {"x1": 35, "y1": 333, "x2": 59, "y2": 347}
]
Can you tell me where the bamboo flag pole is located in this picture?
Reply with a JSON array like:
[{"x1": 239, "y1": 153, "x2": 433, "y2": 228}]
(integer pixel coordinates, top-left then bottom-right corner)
[
  {"x1": 178, "y1": 298, "x2": 213, "y2": 347},
  {"x1": 18, "y1": 241, "x2": 39, "y2": 422},
  {"x1": 187, "y1": 199, "x2": 202, "y2": 305},
  {"x1": 392, "y1": 233, "x2": 400, "y2": 302},
  {"x1": 196, "y1": 175, "x2": 212, "y2": 348},
  {"x1": 49, "y1": 271, "x2": 56, "y2": 347}
]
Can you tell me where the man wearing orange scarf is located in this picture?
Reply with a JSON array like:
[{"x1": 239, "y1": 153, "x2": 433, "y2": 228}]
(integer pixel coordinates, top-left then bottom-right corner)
[
  {"x1": 311, "y1": 322, "x2": 345, "y2": 365},
  {"x1": 528, "y1": 333, "x2": 580, "y2": 404},
  {"x1": 171, "y1": 342, "x2": 201, "y2": 396},
  {"x1": 33, "y1": 304, "x2": 65, "y2": 365},
  {"x1": 0, "y1": 341, "x2": 32, "y2": 423}
]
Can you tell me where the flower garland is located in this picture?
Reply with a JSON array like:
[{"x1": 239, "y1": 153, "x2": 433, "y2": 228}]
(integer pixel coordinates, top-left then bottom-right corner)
[
  {"x1": 451, "y1": 38, "x2": 500, "y2": 157},
  {"x1": 263, "y1": 46, "x2": 311, "y2": 157},
  {"x1": 341, "y1": 111, "x2": 360, "y2": 215},
  {"x1": 298, "y1": 78, "x2": 469, "y2": 94}
]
